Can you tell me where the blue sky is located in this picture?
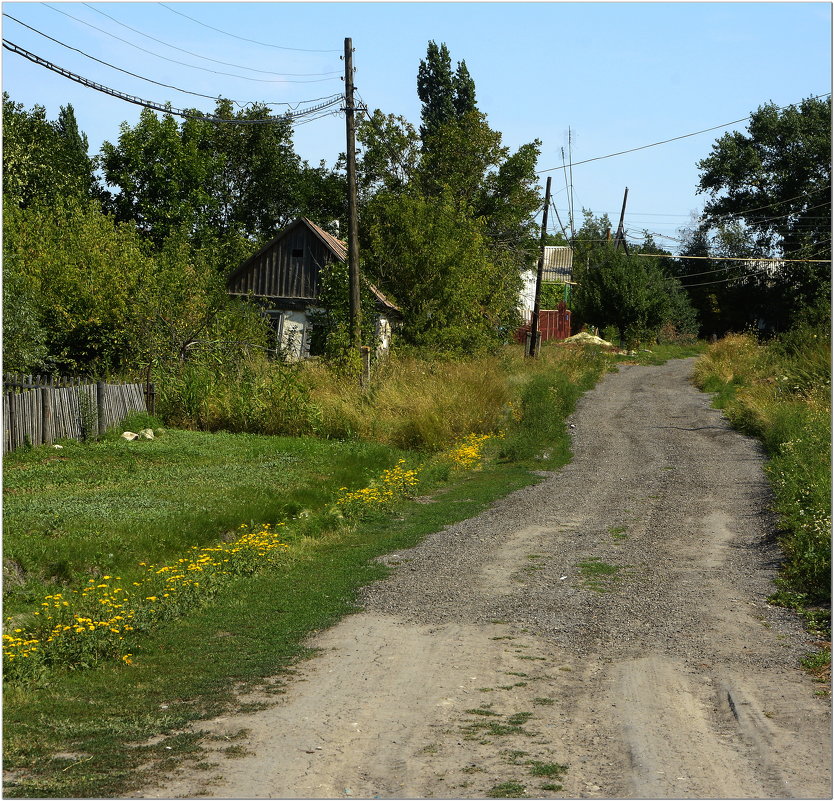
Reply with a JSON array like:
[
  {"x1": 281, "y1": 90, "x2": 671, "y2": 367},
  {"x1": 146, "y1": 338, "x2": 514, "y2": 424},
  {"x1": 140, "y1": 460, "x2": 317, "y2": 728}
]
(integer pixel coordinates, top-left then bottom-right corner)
[{"x1": 3, "y1": 2, "x2": 831, "y2": 252}]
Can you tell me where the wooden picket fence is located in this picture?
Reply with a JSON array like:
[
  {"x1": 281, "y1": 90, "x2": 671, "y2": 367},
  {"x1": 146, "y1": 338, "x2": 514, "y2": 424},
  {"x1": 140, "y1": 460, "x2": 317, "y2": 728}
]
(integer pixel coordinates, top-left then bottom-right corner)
[{"x1": 3, "y1": 374, "x2": 155, "y2": 454}]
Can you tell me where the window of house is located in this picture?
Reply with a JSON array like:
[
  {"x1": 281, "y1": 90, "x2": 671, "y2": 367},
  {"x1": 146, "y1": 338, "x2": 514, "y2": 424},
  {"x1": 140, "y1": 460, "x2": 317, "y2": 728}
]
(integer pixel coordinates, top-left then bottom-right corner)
[{"x1": 291, "y1": 248, "x2": 304, "y2": 258}]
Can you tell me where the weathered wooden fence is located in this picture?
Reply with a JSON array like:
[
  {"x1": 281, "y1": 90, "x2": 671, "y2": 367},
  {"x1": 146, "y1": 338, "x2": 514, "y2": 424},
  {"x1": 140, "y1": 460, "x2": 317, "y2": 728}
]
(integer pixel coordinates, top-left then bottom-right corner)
[{"x1": 3, "y1": 375, "x2": 155, "y2": 454}]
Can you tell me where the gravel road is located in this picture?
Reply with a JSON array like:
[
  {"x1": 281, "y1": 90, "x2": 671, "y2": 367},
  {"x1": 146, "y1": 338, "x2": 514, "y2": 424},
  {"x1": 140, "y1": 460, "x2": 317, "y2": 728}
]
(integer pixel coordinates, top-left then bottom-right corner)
[{"x1": 140, "y1": 358, "x2": 832, "y2": 800}]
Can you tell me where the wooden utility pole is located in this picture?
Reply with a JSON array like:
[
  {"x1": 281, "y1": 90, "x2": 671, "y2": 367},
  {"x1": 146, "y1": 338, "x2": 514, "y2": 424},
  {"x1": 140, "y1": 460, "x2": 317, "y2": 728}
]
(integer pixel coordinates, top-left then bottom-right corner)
[
  {"x1": 528, "y1": 175, "x2": 552, "y2": 358},
  {"x1": 613, "y1": 186, "x2": 629, "y2": 254},
  {"x1": 344, "y1": 37, "x2": 361, "y2": 354}
]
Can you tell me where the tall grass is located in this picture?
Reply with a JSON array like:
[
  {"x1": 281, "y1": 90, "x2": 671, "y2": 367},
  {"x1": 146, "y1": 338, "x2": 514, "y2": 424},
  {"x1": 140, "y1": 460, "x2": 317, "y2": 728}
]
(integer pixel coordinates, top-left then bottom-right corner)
[
  {"x1": 693, "y1": 330, "x2": 831, "y2": 611},
  {"x1": 152, "y1": 343, "x2": 608, "y2": 455}
]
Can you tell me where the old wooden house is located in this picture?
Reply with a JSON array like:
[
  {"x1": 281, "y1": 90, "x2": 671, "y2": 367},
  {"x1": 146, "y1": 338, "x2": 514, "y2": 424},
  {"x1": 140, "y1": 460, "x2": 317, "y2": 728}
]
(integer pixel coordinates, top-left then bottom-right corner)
[{"x1": 227, "y1": 217, "x2": 400, "y2": 359}]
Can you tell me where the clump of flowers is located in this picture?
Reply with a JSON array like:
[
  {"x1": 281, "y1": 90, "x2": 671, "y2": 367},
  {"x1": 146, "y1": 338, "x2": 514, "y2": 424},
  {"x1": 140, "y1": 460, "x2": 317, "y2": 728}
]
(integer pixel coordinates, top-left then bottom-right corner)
[
  {"x1": 444, "y1": 434, "x2": 493, "y2": 471},
  {"x1": 337, "y1": 459, "x2": 420, "y2": 520},
  {"x1": 3, "y1": 522, "x2": 289, "y2": 683}
]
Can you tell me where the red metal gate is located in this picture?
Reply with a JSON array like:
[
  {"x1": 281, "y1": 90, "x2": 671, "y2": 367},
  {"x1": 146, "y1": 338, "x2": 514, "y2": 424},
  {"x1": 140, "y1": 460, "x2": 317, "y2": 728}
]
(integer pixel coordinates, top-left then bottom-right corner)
[{"x1": 514, "y1": 302, "x2": 571, "y2": 344}]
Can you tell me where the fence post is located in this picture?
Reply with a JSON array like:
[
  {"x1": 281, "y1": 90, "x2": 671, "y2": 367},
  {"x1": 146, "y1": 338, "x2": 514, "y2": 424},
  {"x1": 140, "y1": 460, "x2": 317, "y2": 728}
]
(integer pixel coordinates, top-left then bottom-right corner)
[
  {"x1": 41, "y1": 379, "x2": 54, "y2": 446},
  {"x1": 145, "y1": 381, "x2": 156, "y2": 416},
  {"x1": 360, "y1": 346, "x2": 371, "y2": 389},
  {"x1": 96, "y1": 380, "x2": 106, "y2": 437}
]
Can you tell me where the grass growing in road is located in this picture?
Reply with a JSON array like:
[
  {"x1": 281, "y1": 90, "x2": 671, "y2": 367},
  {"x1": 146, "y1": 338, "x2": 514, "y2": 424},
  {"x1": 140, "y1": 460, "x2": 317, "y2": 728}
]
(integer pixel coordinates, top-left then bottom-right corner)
[
  {"x1": 615, "y1": 342, "x2": 706, "y2": 366},
  {"x1": 578, "y1": 558, "x2": 624, "y2": 592}
]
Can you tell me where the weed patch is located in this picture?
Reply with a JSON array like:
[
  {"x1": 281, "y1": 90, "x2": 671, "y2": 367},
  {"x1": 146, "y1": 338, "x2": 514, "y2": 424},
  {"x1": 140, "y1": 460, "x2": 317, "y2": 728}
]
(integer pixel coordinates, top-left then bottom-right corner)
[
  {"x1": 694, "y1": 332, "x2": 831, "y2": 622},
  {"x1": 488, "y1": 780, "x2": 527, "y2": 798},
  {"x1": 578, "y1": 558, "x2": 624, "y2": 592}
]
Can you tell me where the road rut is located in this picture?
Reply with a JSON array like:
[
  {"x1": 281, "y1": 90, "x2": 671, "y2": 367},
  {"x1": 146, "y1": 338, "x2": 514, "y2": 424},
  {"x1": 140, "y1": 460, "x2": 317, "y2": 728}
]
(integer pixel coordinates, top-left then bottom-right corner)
[{"x1": 138, "y1": 358, "x2": 831, "y2": 799}]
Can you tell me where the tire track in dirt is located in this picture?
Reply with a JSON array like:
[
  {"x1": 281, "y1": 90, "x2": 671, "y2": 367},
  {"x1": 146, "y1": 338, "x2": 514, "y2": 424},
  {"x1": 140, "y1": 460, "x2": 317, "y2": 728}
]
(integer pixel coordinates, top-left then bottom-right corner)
[{"x1": 136, "y1": 358, "x2": 831, "y2": 799}]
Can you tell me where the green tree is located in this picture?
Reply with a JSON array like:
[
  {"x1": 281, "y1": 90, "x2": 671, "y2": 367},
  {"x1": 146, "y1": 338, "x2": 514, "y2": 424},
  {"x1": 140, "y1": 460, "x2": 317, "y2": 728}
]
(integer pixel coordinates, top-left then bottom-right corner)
[
  {"x1": 3, "y1": 94, "x2": 97, "y2": 208},
  {"x1": 570, "y1": 209, "x2": 614, "y2": 268},
  {"x1": 697, "y1": 96, "x2": 831, "y2": 322},
  {"x1": 362, "y1": 190, "x2": 521, "y2": 353},
  {"x1": 307, "y1": 262, "x2": 379, "y2": 368},
  {"x1": 453, "y1": 60, "x2": 477, "y2": 117},
  {"x1": 416, "y1": 41, "x2": 458, "y2": 144},
  {"x1": 356, "y1": 110, "x2": 420, "y2": 198},
  {"x1": 99, "y1": 100, "x2": 345, "y2": 265},
  {"x1": 99, "y1": 107, "x2": 214, "y2": 248},
  {"x1": 575, "y1": 245, "x2": 694, "y2": 346},
  {"x1": 3, "y1": 199, "x2": 155, "y2": 373},
  {"x1": 2, "y1": 256, "x2": 49, "y2": 373}
]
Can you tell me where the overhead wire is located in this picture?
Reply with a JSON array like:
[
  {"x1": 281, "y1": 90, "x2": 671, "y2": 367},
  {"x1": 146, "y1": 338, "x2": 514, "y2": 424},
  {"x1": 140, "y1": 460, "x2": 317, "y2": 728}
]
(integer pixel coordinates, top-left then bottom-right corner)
[
  {"x1": 42, "y1": 3, "x2": 340, "y2": 84},
  {"x1": 3, "y1": 40, "x2": 344, "y2": 124},
  {"x1": 3, "y1": 12, "x2": 267, "y2": 106},
  {"x1": 80, "y1": 3, "x2": 340, "y2": 78},
  {"x1": 537, "y1": 93, "x2": 832, "y2": 174},
  {"x1": 157, "y1": 3, "x2": 341, "y2": 53}
]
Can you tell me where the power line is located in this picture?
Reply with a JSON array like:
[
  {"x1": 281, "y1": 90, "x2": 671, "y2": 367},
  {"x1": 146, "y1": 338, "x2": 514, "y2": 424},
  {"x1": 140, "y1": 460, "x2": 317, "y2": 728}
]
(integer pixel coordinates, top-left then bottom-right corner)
[
  {"x1": 80, "y1": 3, "x2": 340, "y2": 78},
  {"x1": 158, "y1": 3, "x2": 341, "y2": 53},
  {"x1": 637, "y1": 253, "x2": 829, "y2": 264},
  {"x1": 3, "y1": 40, "x2": 344, "y2": 124},
  {"x1": 537, "y1": 93, "x2": 832, "y2": 174},
  {"x1": 42, "y1": 3, "x2": 340, "y2": 84},
  {"x1": 3, "y1": 12, "x2": 259, "y2": 106},
  {"x1": 676, "y1": 270, "x2": 781, "y2": 289}
]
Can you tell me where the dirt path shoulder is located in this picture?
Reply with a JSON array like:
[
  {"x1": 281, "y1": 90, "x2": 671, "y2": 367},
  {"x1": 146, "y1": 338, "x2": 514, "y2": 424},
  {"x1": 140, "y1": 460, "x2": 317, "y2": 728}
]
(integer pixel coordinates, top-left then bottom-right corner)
[{"x1": 139, "y1": 358, "x2": 832, "y2": 800}]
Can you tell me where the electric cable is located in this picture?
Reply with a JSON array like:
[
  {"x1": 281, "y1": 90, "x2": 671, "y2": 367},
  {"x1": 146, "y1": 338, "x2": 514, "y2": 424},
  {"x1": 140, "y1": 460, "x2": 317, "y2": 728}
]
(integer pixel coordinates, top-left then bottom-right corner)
[
  {"x1": 3, "y1": 13, "x2": 279, "y2": 106},
  {"x1": 80, "y1": 3, "x2": 340, "y2": 77},
  {"x1": 537, "y1": 93, "x2": 832, "y2": 174},
  {"x1": 158, "y1": 3, "x2": 341, "y2": 53},
  {"x1": 3, "y1": 40, "x2": 344, "y2": 124},
  {"x1": 42, "y1": 4, "x2": 340, "y2": 84}
]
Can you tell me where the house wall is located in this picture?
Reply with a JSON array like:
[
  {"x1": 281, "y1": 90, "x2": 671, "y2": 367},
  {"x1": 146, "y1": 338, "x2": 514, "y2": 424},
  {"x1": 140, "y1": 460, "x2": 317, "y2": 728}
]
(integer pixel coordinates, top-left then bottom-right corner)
[
  {"x1": 228, "y1": 227, "x2": 335, "y2": 300},
  {"x1": 519, "y1": 269, "x2": 537, "y2": 325},
  {"x1": 274, "y1": 309, "x2": 312, "y2": 361}
]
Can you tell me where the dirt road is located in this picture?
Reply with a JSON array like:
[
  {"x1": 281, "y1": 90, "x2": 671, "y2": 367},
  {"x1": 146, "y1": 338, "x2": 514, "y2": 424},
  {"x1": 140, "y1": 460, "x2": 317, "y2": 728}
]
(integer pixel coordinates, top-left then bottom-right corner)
[{"x1": 140, "y1": 358, "x2": 832, "y2": 799}]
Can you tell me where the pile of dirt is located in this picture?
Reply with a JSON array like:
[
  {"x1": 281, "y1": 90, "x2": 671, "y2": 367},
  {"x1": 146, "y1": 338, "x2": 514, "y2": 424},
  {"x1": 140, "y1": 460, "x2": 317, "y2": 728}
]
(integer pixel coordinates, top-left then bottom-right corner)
[{"x1": 562, "y1": 331, "x2": 614, "y2": 347}]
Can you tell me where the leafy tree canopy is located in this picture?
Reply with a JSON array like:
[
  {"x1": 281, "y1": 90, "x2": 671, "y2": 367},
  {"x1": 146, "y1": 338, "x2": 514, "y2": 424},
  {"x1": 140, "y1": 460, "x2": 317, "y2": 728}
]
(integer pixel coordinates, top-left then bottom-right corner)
[
  {"x1": 696, "y1": 96, "x2": 831, "y2": 325},
  {"x1": 697, "y1": 96, "x2": 831, "y2": 259},
  {"x1": 361, "y1": 189, "x2": 521, "y2": 354},
  {"x1": 417, "y1": 41, "x2": 478, "y2": 144},
  {"x1": 3, "y1": 94, "x2": 96, "y2": 208},
  {"x1": 574, "y1": 242, "x2": 697, "y2": 346},
  {"x1": 99, "y1": 99, "x2": 345, "y2": 265}
]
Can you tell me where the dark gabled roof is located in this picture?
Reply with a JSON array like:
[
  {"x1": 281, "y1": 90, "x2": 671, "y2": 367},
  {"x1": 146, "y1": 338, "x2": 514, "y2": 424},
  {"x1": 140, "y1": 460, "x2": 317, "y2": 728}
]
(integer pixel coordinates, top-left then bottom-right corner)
[
  {"x1": 227, "y1": 217, "x2": 401, "y2": 316},
  {"x1": 304, "y1": 217, "x2": 347, "y2": 262}
]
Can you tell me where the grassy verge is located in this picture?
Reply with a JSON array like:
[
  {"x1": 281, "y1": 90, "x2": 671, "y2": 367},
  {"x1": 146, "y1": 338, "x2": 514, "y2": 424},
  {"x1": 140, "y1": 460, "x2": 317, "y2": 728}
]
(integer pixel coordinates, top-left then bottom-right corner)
[
  {"x1": 693, "y1": 330, "x2": 831, "y2": 675},
  {"x1": 3, "y1": 342, "x2": 615, "y2": 797},
  {"x1": 3, "y1": 461, "x2": 538, "y2": 798},
  {"x1": 613, "y1": 341, "x2": 706, "y2": 366}
]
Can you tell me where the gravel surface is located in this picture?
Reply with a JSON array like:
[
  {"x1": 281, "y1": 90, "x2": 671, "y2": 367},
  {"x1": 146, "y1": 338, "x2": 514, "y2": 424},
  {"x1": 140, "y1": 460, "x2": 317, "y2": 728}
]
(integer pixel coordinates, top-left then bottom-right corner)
[
  {"x1": 140, "y1": 357, "x2": 831, "y2": 800},
  {"x1": 360, "y1": 358, "x2": 807, "y2": 670}
]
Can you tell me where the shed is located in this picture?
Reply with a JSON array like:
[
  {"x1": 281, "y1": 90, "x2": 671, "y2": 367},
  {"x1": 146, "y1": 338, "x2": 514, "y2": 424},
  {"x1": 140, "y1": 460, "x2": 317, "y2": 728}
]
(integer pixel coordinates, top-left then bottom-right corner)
[{"x1": 227, "y1": 217, "x2": 400, "y2": 359}]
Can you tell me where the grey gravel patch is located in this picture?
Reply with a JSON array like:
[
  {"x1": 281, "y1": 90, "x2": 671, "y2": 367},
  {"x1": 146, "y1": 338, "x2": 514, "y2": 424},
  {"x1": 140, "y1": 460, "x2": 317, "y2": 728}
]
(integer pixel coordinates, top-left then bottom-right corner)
[{"x1": 359, "y1": 358, "x2": 813, "y2": 672}]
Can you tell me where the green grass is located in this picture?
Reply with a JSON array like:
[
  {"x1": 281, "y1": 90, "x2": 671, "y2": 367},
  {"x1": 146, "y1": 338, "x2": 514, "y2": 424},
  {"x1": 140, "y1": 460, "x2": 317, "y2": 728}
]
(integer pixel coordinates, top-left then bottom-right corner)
[
  {"x1": 488, "y1": 781, "x2": 527, "y2": 798},
  {"x1": 3, "y1": 430, "x2": 402, "y2": 617},
  {"x1": 4, "y1": 459, "x2": 541, "y2": 798},
  {"x1": 577, "y1": 558, "x2": 624, "y2": 592},
  {"x1": 614, "y1": 342, "x2": 707, "y2": 366},
  {"x1": 693, "y1": 331, "x2": 831, "y2": 610},
  {"x1": 3, "y1": 345, "x2": 607, "y2": 797},
  {"x1": 527, "y1": 760, "x2": 568, "y2": 779},
  {"x1": 693, "y1": 331, "x2": 831, "y2": 677}
]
